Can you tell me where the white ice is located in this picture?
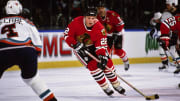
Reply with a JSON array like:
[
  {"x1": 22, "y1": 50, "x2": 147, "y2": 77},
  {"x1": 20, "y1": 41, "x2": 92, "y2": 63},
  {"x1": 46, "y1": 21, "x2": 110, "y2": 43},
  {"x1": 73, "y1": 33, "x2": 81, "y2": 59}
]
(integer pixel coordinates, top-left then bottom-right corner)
[{"x1": 0, "y1": 63, "x2": 180, "y2": 101}]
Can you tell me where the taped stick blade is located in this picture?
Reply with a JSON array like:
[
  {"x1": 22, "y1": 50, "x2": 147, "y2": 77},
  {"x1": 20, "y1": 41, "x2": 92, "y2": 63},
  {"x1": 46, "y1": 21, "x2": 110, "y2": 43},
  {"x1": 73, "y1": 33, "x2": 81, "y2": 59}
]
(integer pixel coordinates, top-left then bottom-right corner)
[{"x1": 145, "y1": 94, "x2": 159, "y2": 100}]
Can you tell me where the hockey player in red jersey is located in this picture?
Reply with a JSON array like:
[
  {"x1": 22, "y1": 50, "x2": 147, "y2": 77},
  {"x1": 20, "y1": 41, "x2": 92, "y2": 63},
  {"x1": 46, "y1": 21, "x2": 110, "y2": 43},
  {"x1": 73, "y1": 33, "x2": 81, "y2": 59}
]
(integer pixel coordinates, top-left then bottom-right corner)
[
  {"x1": 160, "y1": 14, "x2": 180, "y2": 74},
  {"x1": 64, "y1": 7, "x2": 126, "y2": 96},
  {"x1": 96, "y1": 1, "x2": 130, "y2": 71},
  {"x1": 0, "y1": 0, "x2": 57, "y2": 101}
]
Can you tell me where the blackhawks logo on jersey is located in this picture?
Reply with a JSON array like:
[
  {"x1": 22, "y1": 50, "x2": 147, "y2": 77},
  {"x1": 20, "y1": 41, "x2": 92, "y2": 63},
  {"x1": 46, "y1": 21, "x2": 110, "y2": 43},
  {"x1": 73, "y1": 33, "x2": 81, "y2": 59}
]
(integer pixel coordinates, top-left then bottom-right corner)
[
  {"x1": 76, "y1": 33, "x2": 93, "y2": 46},
  {"x1": 101, "y1": 29, "x2": 106, "y2": 36},
  {"x1": 178, "y1": 17, "x2": 180, "y2": 21},
  {"x1": 104, "y1": 23, "x2": 112, "y2": 32},
  {"x1": 112, "y1": 12, "x2": 116, "y2": 16}
]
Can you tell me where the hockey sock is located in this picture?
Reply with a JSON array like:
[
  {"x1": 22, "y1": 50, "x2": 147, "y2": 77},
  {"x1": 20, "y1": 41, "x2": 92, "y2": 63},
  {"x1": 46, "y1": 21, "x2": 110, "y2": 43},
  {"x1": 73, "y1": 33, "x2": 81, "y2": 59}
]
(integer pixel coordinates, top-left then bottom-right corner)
[
  {"x1": 160, "y1": 55, "x2": 168, "y2": 64},
  {"x1": 87, "y1": 60, "x2": 109, "y2": 89},
  {"x1": 115, "y1": 49, "x2": 128, "y2": 62},
  {"x1": 22, "y1": 73, "x2": 56, "y2": 101},
  {"x1": 104, "y1": 66, "x2": 118, "y2": 85},
  {"x1": 90, "y1": 68, "x2": 108, "y2": 89},
  {"x1": 174, "y1": 57, "x2": 180, "y2": 66}
]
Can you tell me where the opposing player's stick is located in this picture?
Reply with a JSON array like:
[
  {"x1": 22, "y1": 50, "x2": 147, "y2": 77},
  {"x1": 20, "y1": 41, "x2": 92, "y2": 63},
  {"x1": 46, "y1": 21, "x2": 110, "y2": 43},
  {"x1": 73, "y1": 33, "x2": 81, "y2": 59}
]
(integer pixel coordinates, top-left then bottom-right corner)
[
  {"x1": 166, "y1": 47, "x2": 180, "y2": 74},
  {"x1": 84, "y1": 50, "x2": 159, "y2": 100}
]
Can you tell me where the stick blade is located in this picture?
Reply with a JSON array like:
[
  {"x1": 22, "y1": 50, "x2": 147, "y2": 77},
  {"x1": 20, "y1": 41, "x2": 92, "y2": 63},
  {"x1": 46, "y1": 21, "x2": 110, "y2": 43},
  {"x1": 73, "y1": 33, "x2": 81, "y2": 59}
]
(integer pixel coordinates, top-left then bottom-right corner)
[{"x1": 145, "y1": 94, "x2": 159, "y2": 100}]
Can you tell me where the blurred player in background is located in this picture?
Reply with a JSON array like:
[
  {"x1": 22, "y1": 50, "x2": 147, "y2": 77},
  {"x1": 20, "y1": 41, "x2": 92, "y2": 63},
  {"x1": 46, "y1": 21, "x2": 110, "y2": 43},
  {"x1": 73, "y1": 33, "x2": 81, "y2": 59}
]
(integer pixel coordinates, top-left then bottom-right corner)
[
  {"x1": 159, "y1": 14, "x2": 180, "y2": 74},
  {"x1": 0, "y1": 0, "x2": 57, "y2": 101},
  {"x1": 149, "y1": 0, "x2": 179, "y2": 70},
  {"x1": 149, "y1": 12, "x2": 179, "y2": 70},
  {"x1": 96, "y1": 0, "x2": 130, "y2": 71},
  {"x1": 149, "y1": 12, "x2": 167, "y2": 70},
  {"x1": 161, "y1": 0, "x2": 179, "y2": 22},
  {"x1": 64, "y1": 6, "x2": 126, "y2": 96}
]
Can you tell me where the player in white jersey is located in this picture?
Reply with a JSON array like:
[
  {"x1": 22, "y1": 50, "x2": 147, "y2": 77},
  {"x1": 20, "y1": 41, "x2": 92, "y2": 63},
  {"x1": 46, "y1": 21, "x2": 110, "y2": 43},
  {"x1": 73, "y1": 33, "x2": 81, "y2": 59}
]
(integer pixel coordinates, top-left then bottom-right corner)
[
  {"x1": 150, "y1": 12, "x2": 178, "y2": 70},
  {"x1": 149, "y1": 0, "x2": 179, "y2": 70},
  {"x1": 0, "y1": 0, "x2": 57, "y2": 101}
]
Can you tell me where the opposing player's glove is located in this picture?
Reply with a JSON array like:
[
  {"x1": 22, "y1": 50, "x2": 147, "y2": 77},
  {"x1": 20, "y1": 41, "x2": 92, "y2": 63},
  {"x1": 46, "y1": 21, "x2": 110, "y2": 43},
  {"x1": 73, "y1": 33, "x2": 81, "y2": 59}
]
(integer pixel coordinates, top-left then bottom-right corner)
[
  {"x1": 150, "y1": 28, "x2": 159, "y2": 39},
  {"x1": 97, "y1": 55, "x2": 108, "y2": 70},
  {"x1": 159, "y1": 35, "x2": 170, "y2": 50}
]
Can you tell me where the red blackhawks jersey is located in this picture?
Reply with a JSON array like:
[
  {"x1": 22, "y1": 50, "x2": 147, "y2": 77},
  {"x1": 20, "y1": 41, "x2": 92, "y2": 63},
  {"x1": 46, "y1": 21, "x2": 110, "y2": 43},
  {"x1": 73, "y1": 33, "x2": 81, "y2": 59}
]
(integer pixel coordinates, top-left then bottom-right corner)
[
  {"x1": 97, "y1": 10, "x2": 124, "y2": 35},
  {"x1": 160, "y1": 14, "x2": 180, "y2": 39},
  {"x1": 64, "y1": 16, "x2": 107, "y2": 56}
]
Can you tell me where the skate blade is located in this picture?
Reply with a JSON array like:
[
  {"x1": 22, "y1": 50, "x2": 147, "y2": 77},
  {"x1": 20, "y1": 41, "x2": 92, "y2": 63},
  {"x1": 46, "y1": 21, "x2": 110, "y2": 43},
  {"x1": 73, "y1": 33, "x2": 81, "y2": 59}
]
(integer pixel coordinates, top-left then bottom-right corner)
[{"x1": 121, "y1": 93, "x2": 126, "y2": 96}]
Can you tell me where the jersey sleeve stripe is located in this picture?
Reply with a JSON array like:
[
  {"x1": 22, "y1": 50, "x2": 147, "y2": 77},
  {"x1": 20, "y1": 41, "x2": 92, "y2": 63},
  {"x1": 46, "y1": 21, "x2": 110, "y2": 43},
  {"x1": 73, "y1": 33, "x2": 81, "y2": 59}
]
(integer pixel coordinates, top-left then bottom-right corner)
[
  {"x1": 162, "y1": 21, "x2": 170, "y2": 29},
  {"x1": 0, "y1": 37, "x2": 32, "y2": 45},
  {"x1": 34, "y1": 46, "x2": 42, "y2": 52}
]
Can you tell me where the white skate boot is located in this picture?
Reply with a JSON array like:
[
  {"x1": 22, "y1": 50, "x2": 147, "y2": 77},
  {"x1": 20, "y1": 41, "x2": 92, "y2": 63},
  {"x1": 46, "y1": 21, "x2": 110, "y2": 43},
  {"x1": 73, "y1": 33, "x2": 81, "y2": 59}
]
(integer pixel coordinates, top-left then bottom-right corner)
[{"x1": 101, "y1": 84, "x2": 114, "y2": 96}]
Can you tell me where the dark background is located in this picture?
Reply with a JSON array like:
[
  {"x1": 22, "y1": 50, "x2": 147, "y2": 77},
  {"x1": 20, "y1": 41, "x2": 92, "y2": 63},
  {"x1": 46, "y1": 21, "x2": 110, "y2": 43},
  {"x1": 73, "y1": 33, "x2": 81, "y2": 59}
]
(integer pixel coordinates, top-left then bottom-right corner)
[{"x1": 0, "y1": 0, "x2": 177, "y2": 30}]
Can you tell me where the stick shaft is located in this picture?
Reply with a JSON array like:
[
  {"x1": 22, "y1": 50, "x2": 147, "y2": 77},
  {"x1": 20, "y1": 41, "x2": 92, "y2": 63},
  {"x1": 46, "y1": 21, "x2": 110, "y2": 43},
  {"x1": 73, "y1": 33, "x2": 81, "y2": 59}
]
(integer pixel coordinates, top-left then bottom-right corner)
[{"x1": 167, "y1": 47, "x2": 180, "y2": 65}]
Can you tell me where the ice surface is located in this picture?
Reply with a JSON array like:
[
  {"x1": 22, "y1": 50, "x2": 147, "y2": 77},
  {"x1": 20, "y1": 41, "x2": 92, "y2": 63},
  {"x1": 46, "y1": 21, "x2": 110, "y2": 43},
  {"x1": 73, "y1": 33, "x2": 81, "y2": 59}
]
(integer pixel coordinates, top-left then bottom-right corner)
[{"x1": 0, "y1": 63, "x2": 180, "y2": 101}]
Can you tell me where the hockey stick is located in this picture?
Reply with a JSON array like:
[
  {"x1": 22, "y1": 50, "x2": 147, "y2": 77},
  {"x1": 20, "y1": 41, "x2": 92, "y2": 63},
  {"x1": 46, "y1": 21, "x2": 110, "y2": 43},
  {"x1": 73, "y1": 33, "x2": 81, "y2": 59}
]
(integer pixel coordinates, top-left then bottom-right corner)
[
  {"x1": 84, "y1": 50, "x2": 159, "y2": 100},
  {"x1": 166, "y1": 47, "x2": 180, "y2": 74},
  {"x1": 163, "y1": 48, "x2": 176, "y2": 67},
  {"x1": 109, "y1": 48, "x2": 113, "y2": 58}
]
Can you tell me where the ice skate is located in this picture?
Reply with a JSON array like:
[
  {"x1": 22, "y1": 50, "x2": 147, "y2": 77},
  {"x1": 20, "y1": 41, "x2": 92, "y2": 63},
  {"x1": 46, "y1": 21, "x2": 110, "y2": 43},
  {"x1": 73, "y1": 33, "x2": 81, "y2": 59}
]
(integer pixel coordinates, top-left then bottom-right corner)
[
  {"x1": 159, "y1": 64, "x2": 168, "y2": 70},
  {"x1": 112, "y1": 81, "x2": 126, "y2": 95},
  {"x1": 124, "y1": 60, "x2": 130, "y2": 71},
  {"x1": 101, "y1": 83, "x2": 114, "y2": 96},
  {"x1": 174, "y1": 64, "x2": 180, "y2": 74},
  {"x1": 113, "y1": 86, "x2": 126, "y2": 95},
  {"x1": 174, "y1": 68, "x2": 180, "y2": 74},
  {"x1": 103, "y1": 87, "x2": 114, "y2": 96}
]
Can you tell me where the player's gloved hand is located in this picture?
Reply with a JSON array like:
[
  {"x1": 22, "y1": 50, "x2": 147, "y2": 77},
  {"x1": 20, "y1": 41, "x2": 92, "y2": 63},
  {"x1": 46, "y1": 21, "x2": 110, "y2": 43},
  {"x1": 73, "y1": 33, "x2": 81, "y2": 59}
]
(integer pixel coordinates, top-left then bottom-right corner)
[
  {"x1": 73, "y1": 42, "x2": 85, "y2": 52},
  {"x1": 159, "y1": 35, "x2": 170, "y2": 50},
  {"x1": 150, "y1": 28, "x2": 158, "y2": 39},
  {"x1": 97, "y1": 55, "x2": 108, "y2": 70}
]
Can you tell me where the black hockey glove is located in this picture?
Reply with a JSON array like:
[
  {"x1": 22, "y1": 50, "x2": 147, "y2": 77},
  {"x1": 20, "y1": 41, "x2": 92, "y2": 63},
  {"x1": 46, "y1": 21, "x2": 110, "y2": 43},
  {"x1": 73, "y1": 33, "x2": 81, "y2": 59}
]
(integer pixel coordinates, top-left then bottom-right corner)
[
  {"x1": 150, "y1": 28, "x2": 159, "y2": 39},
  {"x1": 73, "y1": 42, "x2": 84, "y2": 51},
  {"x1": 150, "y1": 28, "x2": 155, "y2": 38},
  {"x1": 97, "y1": 55, "x2": 108, "y2": 70},
  {"x1": 73, "y1": 42, "x2": 87, "y2": 56}
]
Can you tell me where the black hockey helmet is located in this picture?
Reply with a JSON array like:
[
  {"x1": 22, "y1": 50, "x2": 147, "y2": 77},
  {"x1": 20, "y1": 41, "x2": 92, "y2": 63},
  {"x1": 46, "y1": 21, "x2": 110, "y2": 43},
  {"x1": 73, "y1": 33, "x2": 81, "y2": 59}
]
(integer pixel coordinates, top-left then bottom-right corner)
[
  {"x1": 84, "y1": 6, "x2": 97, "y2": 16},
  {"x1": 22, "y1": 8, "x2": 31, "y2": 18},
  {"x1": 96, "y1": 0, "x2": 106, "y2": 7}
]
